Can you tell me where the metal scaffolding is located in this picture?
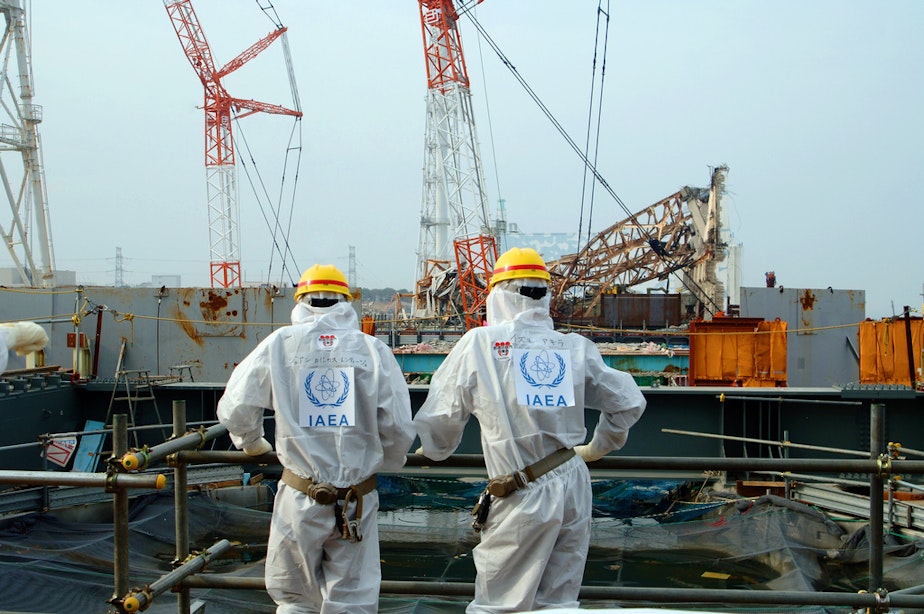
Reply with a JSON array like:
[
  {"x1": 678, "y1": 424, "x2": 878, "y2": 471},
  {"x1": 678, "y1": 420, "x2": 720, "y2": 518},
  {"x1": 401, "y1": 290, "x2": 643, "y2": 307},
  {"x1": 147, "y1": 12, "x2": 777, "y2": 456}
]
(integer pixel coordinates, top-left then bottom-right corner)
[{"x1": 2, "y1": 402, "x2": 924, "y2": 612}]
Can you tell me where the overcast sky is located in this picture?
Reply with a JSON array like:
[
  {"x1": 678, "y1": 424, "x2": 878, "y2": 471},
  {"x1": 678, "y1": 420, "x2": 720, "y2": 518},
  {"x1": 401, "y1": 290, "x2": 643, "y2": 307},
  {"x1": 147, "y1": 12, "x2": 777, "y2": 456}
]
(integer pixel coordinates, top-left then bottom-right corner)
[{"x1": 13, "y1": 1, "x2": 924, "y2": 319}]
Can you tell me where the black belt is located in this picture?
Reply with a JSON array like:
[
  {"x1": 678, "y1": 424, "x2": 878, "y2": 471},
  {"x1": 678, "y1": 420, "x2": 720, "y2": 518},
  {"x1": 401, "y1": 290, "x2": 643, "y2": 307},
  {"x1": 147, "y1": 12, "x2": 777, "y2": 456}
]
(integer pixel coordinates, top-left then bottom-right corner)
[{"x1": 487, "y1": 448, "x2": 575, "y2": 498}]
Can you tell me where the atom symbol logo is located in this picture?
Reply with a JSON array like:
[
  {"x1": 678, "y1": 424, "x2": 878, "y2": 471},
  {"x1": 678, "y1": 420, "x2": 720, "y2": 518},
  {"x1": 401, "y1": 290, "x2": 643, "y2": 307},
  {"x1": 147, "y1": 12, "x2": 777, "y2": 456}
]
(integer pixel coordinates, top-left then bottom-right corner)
[
  {"x1": 529, "y1": 350, "x2": 555, "y2": 382},
  {"x1": 518, "y1": 351, "x2": 567, "y2": 388},
  {"x1": 315, "y1": 368, "x2": 340, "y2": 401},
  {"x1": 304, "y1": 370, "x2": 351, "y2": 407}
]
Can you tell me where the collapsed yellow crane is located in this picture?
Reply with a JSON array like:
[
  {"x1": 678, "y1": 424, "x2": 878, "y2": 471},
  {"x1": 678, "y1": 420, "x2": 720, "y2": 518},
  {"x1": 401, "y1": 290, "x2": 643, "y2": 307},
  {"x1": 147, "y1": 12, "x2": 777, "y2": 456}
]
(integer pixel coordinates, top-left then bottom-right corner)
[{"x1": 549, "y1": 165, "x2": 729, "y2": 321}]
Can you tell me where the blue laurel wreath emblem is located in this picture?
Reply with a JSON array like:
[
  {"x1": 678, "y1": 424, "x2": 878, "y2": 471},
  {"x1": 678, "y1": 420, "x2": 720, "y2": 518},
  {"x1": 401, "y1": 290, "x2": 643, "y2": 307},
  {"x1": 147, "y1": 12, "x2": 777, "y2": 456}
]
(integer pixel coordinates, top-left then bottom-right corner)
[
  {"x1": 304, "y1": 370, "x2": 351, "y2": 407},
  {"x1": 518, "y1": 351, "x2": 567, "y2": 388}
]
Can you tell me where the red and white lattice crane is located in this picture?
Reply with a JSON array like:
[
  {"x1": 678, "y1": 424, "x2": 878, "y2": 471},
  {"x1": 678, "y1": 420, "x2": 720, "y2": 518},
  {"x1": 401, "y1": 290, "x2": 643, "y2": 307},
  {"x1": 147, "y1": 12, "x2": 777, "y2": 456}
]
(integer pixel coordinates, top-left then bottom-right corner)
[
  {"x1": 164, "y1": 0, "x2": 302, "y2": 288},
  {"x1": 415, "y1": 0, "x2": 496, "y2": 328}
]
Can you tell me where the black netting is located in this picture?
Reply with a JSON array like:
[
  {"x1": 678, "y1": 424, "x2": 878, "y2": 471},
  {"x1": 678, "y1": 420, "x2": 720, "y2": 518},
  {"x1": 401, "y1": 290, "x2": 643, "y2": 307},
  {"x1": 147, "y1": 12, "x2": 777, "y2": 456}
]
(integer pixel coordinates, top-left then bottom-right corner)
[{"x1": 0, "y1": 480, "x2": 922, "y2": 613}]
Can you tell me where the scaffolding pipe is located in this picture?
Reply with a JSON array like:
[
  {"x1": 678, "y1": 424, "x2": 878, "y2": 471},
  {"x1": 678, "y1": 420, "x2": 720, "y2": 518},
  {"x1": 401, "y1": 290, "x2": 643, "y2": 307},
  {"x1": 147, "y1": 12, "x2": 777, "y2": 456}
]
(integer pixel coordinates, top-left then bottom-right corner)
[
  {"x1": 662, "y1": 428, "x2": 870, "y2": 457},
  {"x1": 574, "y1": 585, "x2": 915, "y2": 609},
  {"x1": 173, "y1": 400, "x2": 191, "y2": 614},
  {"x1": 121, "y1": 423, "x2": 229, "y2": 471},
  {"x1": 0, "y1": 440, "x2": 51, "y2": 452},
  {"x1": 119, "y1": 539, "x2": 232, "y2": 612},
  {"x1": 894, "y1": 445, "x2": 924, "y2": 458},
  {"x1": 587, "y1": 456, "x2": 924, "y2": 474},
  {"x1": 896, "y1": 478, "x2": 924, "y2": 492},
  {"x1": 894, "y1": 582, "x2": 924, "y2": 596},
  {"x1": 173, "y1": 450, "x2": 275, "y2": 466},
  {"x1": 168, "y1": 448, "x2": 919, "y2": 611},
  {"x1": 175, "y1": 450, "x2": 924, "y2": 475},
  {"x1": 111, "y1": 415, "x2": 131, "y2": 606},
  {"x1": 714, "y1": 394, "x2": 863, "y2": 406},
  {"x1": 751, "y1": 470, "x2": 869, "y2": 488},
  {"x1": 870, "y1": 403, "x2": 885, "y2": 592},
  {"x1": 0, "y1": 421, "x2": 224, "y2": 454},
  {"x1": 136, "y1": 405, "x2": 920, "y2": 612},
  {"x1": 0, "y1": 470, "x2": 167, "y2": 489},
  {"x1": 174, "y1": 577, "x2": 924, "y2": 609}
]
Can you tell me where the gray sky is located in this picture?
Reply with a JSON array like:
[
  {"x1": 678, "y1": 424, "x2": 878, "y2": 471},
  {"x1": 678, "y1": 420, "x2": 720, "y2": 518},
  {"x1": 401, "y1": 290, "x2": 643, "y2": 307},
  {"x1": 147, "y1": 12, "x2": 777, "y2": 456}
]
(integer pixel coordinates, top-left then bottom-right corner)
[{"x1": 18, "y1": 1, "x2": 924, "y2": 319}]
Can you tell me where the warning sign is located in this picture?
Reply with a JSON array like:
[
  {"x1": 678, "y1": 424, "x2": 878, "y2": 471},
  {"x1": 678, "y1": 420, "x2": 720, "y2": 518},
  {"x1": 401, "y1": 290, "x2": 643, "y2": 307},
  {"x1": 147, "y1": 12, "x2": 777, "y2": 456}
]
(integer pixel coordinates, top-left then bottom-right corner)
[{"x1": 45, "y1": 437, "x2": 77, "y2": 468}]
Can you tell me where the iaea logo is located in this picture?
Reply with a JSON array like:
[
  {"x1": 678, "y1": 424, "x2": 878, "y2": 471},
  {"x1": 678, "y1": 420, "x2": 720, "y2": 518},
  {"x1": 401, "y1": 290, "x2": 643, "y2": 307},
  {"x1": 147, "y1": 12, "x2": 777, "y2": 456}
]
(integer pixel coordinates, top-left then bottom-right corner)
[
  {"x1": 304, "y1": 369, "x2": 350, "y2": 407},
  {"x1": 518, "y1": 350, "x2": 566, "y2": 388}
]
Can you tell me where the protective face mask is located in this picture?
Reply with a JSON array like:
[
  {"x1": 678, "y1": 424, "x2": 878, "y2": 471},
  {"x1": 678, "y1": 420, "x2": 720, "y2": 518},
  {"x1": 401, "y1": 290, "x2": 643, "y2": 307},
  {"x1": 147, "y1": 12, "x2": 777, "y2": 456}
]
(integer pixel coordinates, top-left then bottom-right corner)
[
  {"x1": 518, "y1": 286, "x2": 547, "y2": 300},
  {"x1": 302, "y1": 291, "x2": 343, "y2": 308},
  {"x1": 503, "y1": 279, "x2": 549, "y2": 300},
  {"x1": 309, "y1": 298, "x2": 339, "y2": 308}
]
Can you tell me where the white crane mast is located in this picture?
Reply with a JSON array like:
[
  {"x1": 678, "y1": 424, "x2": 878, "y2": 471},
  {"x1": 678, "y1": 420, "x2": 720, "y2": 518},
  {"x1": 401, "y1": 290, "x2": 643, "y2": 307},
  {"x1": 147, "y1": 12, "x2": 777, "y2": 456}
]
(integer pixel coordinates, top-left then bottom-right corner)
[
  {"x1": 415, "y1": 1, "x2": 491, "y2": 294},
  {"x1": 417, "y1": 86, "x2": 491, "y2": 263},
  {"x1": 0, "y1": 0, "x2": 55, "y2": 287}
]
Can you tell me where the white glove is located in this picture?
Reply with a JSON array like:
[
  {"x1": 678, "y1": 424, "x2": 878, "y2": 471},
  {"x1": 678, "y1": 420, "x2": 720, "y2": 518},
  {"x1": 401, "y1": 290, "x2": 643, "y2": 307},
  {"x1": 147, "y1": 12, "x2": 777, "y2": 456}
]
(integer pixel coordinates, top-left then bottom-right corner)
[
  {"x1": 415, "y1": 446, "x2": 433, "y2": 461},
  {"x1": 243, "y1": 437, "x2": 273, "y2": 457},
  {"x1": 575, "y1": 442, "x2": 607, "y2": 463},
  {"x1": 0, "y1": 321, "x2": 49, "y2": 355}
]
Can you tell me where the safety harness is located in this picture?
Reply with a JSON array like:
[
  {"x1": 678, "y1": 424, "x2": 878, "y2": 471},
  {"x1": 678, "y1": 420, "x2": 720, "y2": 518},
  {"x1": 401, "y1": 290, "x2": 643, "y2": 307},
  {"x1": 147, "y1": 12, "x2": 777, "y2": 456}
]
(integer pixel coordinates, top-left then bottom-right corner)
[
  {"x1": 281, "y1": 468, "x2": 377, "y2": 542},
  {"x1": 487, "y1": 448, "x2": 575, "y2": 497},
  {"x1": 472, "y1": 448, "x2": 576, "y2": 532}
]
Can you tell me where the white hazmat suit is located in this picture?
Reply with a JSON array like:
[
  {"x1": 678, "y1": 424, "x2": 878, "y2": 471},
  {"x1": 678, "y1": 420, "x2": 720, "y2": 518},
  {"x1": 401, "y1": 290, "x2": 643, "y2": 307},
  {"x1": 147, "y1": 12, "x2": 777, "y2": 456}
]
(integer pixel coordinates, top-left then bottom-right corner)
[
  {"x1": 0, "y1": 321, "x2": 49, "y2": 373},
  {"x1": 414, "y1": 281, "x2": 646, "y2": 613},
  {"x1": 217, "y1": 299, "x2": 415, "y2": 613}
]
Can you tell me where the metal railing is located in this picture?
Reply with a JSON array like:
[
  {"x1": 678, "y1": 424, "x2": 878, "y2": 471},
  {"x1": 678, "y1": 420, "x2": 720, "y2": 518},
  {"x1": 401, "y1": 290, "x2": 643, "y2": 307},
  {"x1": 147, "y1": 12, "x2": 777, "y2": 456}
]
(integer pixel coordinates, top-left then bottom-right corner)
[{"x1": 3, "y1": 401, "x2": 924, "y2": 612}]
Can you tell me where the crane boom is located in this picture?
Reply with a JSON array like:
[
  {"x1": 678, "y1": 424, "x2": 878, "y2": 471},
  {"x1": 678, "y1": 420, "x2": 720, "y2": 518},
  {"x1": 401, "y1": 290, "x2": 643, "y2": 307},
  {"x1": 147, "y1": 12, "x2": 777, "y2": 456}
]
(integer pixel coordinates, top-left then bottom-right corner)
[
  {"x1": 548, "y1": 166, "x2": 729, "y2": 319},
  {"x1": 164, "y1": 0, "x2": 301, "y2": 288},
  {"x1": 217, "y1": 28, "x2": 288, "y2": 79},
  {"x1": 165, "y1": 1, "x2": 220, "y2": 86}
]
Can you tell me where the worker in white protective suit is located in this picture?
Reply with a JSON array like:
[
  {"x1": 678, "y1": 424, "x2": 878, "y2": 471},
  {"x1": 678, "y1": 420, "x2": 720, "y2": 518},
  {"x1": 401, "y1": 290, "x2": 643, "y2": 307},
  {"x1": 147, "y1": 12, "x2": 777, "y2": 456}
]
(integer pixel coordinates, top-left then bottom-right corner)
[
  {"x1": 0, "y1": 321, "x2": 49, "y2": 373},
  {"x1": 217, "y1": 264, "x2": 415, "y2": 614},
  {"x1": 414, "y1": 247, "x2": 647, "y2": 613}
]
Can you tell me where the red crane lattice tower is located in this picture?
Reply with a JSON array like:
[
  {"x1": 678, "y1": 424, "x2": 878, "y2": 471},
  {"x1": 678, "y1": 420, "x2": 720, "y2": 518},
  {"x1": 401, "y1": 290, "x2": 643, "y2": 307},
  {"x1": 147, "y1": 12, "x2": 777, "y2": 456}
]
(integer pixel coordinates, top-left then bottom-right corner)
[
  {"x1": 454, "y1": 234, "x2": 497, "y2": 330},
  {"x1": 415, "y1": 0, "x2": 495, "y2": 327},
  {"x1": 165, "y1": 0, "x2": 302, "y2": 288}
]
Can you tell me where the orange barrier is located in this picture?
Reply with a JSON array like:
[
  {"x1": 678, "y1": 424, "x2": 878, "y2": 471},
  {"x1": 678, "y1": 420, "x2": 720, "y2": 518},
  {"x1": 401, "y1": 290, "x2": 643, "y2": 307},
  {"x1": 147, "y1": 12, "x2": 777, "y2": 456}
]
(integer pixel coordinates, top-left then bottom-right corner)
[
  {"x1": 361, "y1": 315, "x2": 376, "y2": 336},
  {"x1": 689, "y1": 317, "x2": 787, "y2": 387},
  {"x1": 859, "y1": 318, "x2": 922, "y2": 385}
]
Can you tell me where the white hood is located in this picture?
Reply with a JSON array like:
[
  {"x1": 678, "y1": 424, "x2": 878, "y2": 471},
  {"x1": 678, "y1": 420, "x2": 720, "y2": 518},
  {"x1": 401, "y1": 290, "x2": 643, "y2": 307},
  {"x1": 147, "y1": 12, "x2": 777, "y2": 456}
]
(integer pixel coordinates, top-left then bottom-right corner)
[
  {"x1": 290, "y1": 299, "x2": 357, "y2": 328},
  {"x1": 486, "y1": 283, "x2": 554, "y2": 329}
]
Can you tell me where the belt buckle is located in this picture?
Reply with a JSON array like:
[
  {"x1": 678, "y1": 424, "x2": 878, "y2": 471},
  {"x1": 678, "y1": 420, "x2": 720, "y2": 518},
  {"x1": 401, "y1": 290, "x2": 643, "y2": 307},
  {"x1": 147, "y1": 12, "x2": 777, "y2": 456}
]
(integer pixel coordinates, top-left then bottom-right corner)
[
  {"x1": 488, "y1": 477, "x2": 510, "y2": 497},
  {"x1": 310, "y1": 483, "x2": 338, "y2": 505}
]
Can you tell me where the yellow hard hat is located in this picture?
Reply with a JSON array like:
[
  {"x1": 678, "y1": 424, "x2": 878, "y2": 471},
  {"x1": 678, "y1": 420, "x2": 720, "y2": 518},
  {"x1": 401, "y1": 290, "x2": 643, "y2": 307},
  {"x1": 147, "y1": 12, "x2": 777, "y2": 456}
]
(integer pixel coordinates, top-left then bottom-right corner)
[
  {"x1": 489, "y1": 247, "x2": 550, "y2": 289},
  {"x1": 294, "y1": 264, "x2": 352, "y2": 302}
]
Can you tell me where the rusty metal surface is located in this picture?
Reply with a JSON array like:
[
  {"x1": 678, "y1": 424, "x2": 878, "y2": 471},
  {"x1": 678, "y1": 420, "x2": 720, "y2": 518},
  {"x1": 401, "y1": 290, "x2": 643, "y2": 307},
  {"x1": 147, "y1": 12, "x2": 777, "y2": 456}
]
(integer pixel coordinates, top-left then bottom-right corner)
[
  {"x1": 600, "y1": 293, "x2": 683, "y2": 329},
  {"x1": 2, "y1": 285, "x2": 296, "y2": 382},
  {"x1": 740, "y1": 286, "x2": 866, "y2": 387}
]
